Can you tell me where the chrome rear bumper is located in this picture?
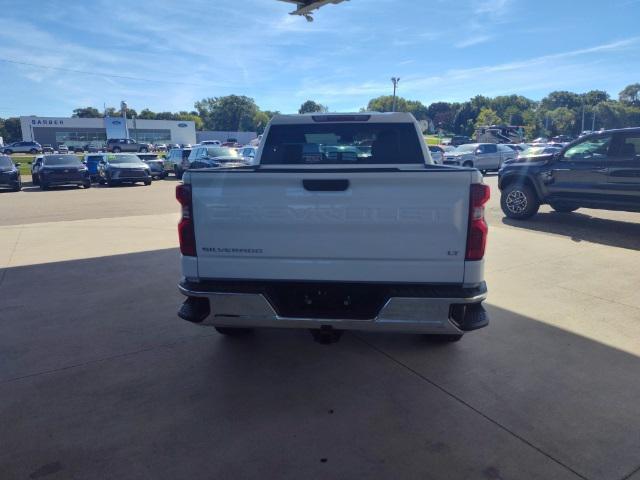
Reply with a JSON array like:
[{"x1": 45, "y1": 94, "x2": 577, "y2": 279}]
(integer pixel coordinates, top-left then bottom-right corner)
[{"x1": 178, "y1": 281, "x2": 488, "y2": 334}]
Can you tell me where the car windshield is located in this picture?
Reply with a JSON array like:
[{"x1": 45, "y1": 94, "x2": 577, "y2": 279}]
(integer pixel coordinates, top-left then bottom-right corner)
[
  {"x1": 43, "y1": 155, "x2": 81, "y2": 166},
  {"x1": 204, "y1": 147, "x2": 239, "y2": 158},
  {"x1": 0, "y1": 156, "x2": 12, "y2": 168},
  {"x1": 455, "y1": 144, "x2": 477, "y2": 153},
  {"x1": 261, "y1": 122, "x2": 423, "y2": 165},
  {"x1": 107, "y1": 154, "x2": 144, "y2": 164}
]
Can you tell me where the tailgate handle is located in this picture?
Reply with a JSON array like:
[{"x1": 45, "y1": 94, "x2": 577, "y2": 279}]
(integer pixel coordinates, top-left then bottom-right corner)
[{"x1": 303, "y1": 179, "x2": 350, "y2": 192}]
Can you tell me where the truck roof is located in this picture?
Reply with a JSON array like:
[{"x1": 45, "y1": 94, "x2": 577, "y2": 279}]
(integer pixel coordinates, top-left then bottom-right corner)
[{"x1": 269, "y1": 112, "x2": 418, "y2": 124}]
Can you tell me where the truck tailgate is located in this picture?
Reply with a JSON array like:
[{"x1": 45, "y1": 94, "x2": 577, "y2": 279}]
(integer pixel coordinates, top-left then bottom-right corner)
[{"x1": 190, "y1": 170, "x2": 472, "y2": 283}]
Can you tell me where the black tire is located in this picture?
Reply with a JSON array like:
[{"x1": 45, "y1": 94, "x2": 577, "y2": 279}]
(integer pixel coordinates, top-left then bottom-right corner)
[
  {"x1": 462, "y1": 161, "x2": 474, "y2": 168},
  {"x1": 112, "y1": 147, "x2": 121, "y2": 153},
  {"x1": 106, "y1": 176, "x2": 117, "y2": 187},
  {"x1": 550, "y1": 204, "x2": 578, "y2": 213},
  {"x1": 30, "y1": 148, "x2": 37, "y2": 154},
  {"x1": 500, "y1": 183, "x2": 540, "y2": 220},
  {"x1": 215, "y1": 326, "x2": 253, "y2": 336},
  {"x1": 32, "y1": 174, "x2": 39, "y2": 185},
  {"x1": 4, "y1": 149, "x2": 12, "y2": 155},
  {"x1": 140, "y1": 147, "x2": 148, "y2": 153},
  {"x1": 83, "y1": 180, "x2": 91, "y2": 189},
  {"x1": 12, "y1": 181, "x2": 21, "y2": 192},
  {"x1": 40, "y1": 182, "x2": 49, "y2": 191},
  {"x1": 175, "y1": 167, "x2": 183, "y2": 180},
  {"x1": 424, "y1": 334, "x2": 463, "y2": 343},
  {"x1": 144, "y1": 179, "x2": 152, "y2": 186}
]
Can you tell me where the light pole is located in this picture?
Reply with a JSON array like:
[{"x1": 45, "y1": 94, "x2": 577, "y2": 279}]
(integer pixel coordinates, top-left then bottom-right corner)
[
  {"x1": 391, "y1": 77, "x2": 400, "y2": 112},
  {"x1": 121, "y1": 100, "x2": 129, "y2": 139}
]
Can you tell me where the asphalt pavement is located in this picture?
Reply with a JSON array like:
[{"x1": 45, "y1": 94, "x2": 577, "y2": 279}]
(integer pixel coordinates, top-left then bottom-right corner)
[{"x1": 1, "y1": 175, "x2": 639, "y2": 480}]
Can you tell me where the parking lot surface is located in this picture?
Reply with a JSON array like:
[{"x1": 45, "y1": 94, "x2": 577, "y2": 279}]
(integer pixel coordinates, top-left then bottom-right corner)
[{"x1": 1, "y1": 176, "x2": 640, "y2": 480}]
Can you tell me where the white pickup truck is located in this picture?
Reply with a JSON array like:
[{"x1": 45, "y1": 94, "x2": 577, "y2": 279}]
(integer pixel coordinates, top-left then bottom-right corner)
[{"x1": 176, "y1": 113, "x2": 490, "y2": 343}]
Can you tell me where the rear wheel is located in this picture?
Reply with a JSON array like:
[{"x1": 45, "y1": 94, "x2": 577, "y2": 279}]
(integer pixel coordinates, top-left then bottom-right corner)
[
  {"x1": 144, "y1": 179, "x2": 152, "y2": 186},
  {"x1": 500, "y1": 183, "x2": 540, "y2": 220},
  {"x1": 175, "y1": 166, "x2": 183, "y2": 180},
  {"x1": 12, "y1": 180, "x2": 21, "y2": 192},
  {"x1": 551, "y1": 204, "x2": 578, "y2": 213},
  {"x1": 40, "y1": 182, "x2": 49, "y2": 190},
  {"x1": 215, "y1": 327, "x2": 253, "y2": 336},
  {"x1": 32, "y1": 174, "x2": 39, "y2": 185},
  {"x1": 140, "y1": 147, "x2": 148, "y2": 153},
  {"x1": 106, "y1": 176, "x2": 117, "y2": 187},
  {"x1": 83, "y1": 180, "x2": 91, "y2": 189},
  {"x1": 112, "y1": 147, "x2": 121, "y2": 153},
  {"x1": 462, "y1": 161, "x2": 474, "y2": 168}
]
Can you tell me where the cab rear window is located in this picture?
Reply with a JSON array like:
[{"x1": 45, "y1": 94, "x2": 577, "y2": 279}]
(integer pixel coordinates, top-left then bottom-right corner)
[{"x1": 261, "y1": 123, "x2": 424, "y2": 165}]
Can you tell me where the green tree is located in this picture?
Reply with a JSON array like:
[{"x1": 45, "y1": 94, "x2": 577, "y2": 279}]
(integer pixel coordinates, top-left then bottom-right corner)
[
  {"x1": 619, "y1": 83, "x2": 640, "y2": 106},
  {"x1": 475, "y1": 108, "x2": 502, "y2": 128},
  {"x1": 194, "y1": 95, "x2": 259, "y2": 131},
  {"x1": 582, "y1": 90, "x2": 610, "y2": 106},
  {"x1": 367, "y1": 95, "x2": 407, "y2": 112},
  {"x1": 0, "y1": 117, "x2": 22, "y2": 143},
  {"x1": 541, "y1": 91, "x2": 582, "y2": 110},
  {"x1": 137, "y1": 109, "x2": 157, "y2": 119},
  {"x1": 253, "y1": 111, "x2": 270, "y2": 134},
  {"x1": 548, "y1": 107, "x2": 576, "y2": 134},
  {"x1": 298, "y1": 100, "x2": 328, "y2": 114},
  {"x1": 72, "y1": 107, "x2": 101, "y2": 118}
]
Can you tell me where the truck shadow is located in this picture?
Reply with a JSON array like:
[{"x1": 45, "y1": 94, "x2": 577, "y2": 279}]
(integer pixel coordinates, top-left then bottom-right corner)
[
  {"x1": 501, "y1": 210, "x2": 640, "y2": 251},
  {"x1": 1, "y1": 249, "x2": 640, "y2": 479}
]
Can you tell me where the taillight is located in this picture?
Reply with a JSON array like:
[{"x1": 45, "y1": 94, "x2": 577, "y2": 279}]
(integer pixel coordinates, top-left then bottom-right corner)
[
  {"x1": 466, "y1": 183, "x2": 490, "y2": 260},
  {"x1": 176, "y1": 184, "x2": 196, "y2": 256}
]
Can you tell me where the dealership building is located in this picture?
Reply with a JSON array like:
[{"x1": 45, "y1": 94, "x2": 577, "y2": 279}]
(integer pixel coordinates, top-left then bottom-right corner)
[{"x1": 19, "y1": 116, "x2": 197, "y2": 147}]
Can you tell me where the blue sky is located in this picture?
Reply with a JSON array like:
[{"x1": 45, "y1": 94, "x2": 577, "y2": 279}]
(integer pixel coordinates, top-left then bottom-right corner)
[{"x1": 1, "y1": 0, "x2": 639, "y2": 117}]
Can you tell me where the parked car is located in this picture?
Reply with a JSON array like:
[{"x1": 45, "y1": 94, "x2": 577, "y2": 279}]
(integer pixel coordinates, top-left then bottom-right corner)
[
  {"x1": 154, "y1": 143, "x2": 167, "y2": 152},
  {"x1": 186, "y1": 145, "x2": 243, "y2": 170},
  {"x1": 30, "y1": 155, "x2": 44, "y2": 185},
  {"x1": 443, "y1": 143, "x2": 515, "y2": 173},
  {"x1": 167, "y1": 143, "x2": 180, "y2": 150},
  {"x1": 450, "y1": 135, "x2": 472, "y2": 146},
  {"x1": 427, "y1": 145, "x2": 444, "y2": 164},
  {"x1": 83, "y1": 153, "x2": 106, "y2": 182},
  {"x1": 37, "y1": 154, "x2": 91, "y2": 190},
  {"x1": 238, "y1": 146, "x2": 258, "y2": 164},
  {"x1": 97, "y1": 153, "x2": 152, "y2": 187},
  {"x1": 531, "y1": 137, "x2": 548, "y2": 144},
  {"x1": 199, "y1": 140, "x2": 222, "y2": 146},
  {"x1": 176, "y1": 112, "x2": 490, "y2": 343},
  {"x1": 551, "y1": 135, "x2": 573, "y2": 143},
  {"x1": 1, "y1": 141, "x2": 42, "y2": 155},
  {"x1": 0, "y1": 154, "x2": 22, "y2": 191},
  {"x1": 137, "y1": 153, "x2": 166, "y2": 179},
  {"x1": 106, "y1": 138, "x2": 152, "y2": 153},
  {"x1": 499, "y1": 128, "x2": 640, "y2": 219},
  {"x1": 85, "y1": 142, "x2": 104, "y2": 153},
  {"x1": 42, "y1": 144, "x2": 54, "y2": 154},
  {"x1": 502, "y1": 145, "x2": 562, "y2": 166},
  {"x1": 57, "y1": 144, "x2": 69, "y2": 154},
  {"x1": 165, "y1": 147, "x2": 192, "y2": 179}
]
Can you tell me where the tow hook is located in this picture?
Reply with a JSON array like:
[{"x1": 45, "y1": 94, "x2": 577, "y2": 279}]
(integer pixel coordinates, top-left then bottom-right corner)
[{"x1": 310, "y1": 325, "x2": 344, "y2": 344}]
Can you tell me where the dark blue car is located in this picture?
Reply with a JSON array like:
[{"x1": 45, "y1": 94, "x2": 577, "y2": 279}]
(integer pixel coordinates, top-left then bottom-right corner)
[
  {"x1": 0, "y1": 155, "x2": 21, "y2": 191},
  {"x1": 38, "y1": 154, "x2": 91, "y2": 190}
]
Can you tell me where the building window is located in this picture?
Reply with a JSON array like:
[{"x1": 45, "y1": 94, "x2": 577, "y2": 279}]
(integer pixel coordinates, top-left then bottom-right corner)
[{"x1": 130, "y1": 129, "x2": 171, "y2": 144}]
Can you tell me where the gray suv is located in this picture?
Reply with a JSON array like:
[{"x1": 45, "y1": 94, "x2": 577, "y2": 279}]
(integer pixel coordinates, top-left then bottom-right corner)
[
  {"x1": 106, "y1": 138, "x2": 152, "y2": 153},
  {"x1": 2, "y1": 141, "x2": 42, "y2": 154}
]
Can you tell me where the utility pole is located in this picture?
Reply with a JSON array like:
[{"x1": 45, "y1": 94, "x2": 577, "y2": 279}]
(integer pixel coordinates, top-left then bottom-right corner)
[
  {"x1": 120, "y1": 101, "x2": 129, "y2": 139},
  {"x1": 391, "y1": 77, "x2": 400, "y2": 112},
  {"x1": 592, "y1": 110, "x2": 596, "y2": 131},
  {"x1": 581, "y1": 104, "x2": 585, "y2": 132}
]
